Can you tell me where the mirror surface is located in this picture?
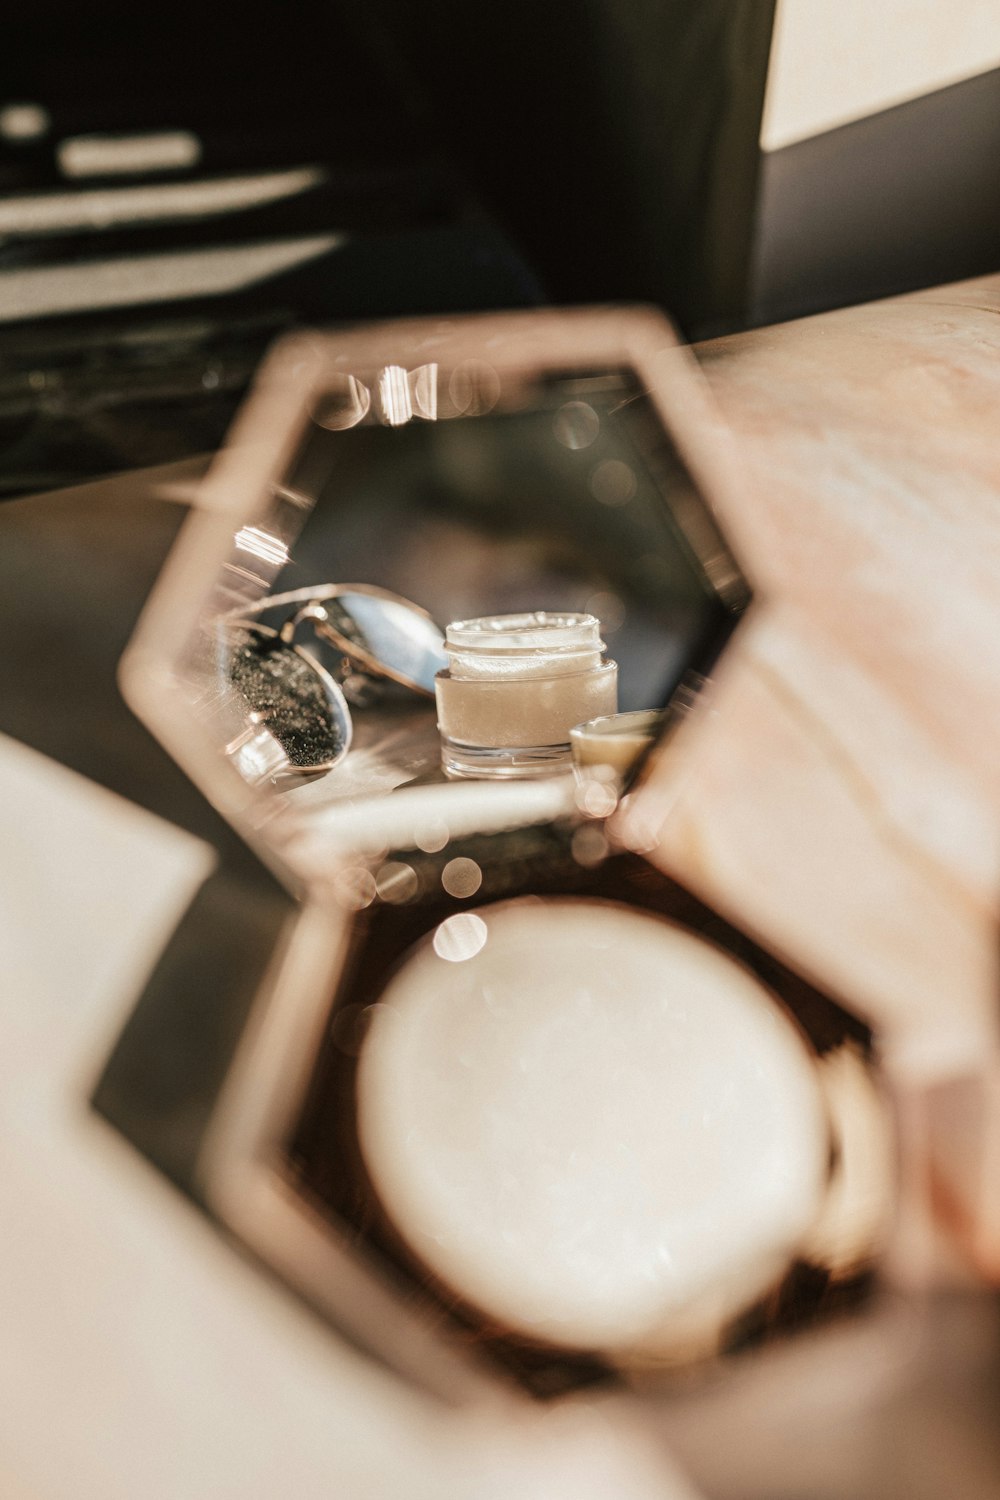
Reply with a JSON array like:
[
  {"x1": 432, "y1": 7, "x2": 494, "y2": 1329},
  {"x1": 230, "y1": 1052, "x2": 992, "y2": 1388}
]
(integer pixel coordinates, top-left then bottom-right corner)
[
  {"x1": 276, "y1": 367, "x2": 735, "y2": 718},
  {"x1": 179, "y1": 345, "x2": 747, "y2": 808}
]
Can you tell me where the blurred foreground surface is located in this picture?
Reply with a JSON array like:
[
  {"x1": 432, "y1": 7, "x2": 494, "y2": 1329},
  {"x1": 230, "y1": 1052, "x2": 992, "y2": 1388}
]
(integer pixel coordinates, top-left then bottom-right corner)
[{"x1": 1, "y1": 275, "x2": 1000, "y2": 1497}]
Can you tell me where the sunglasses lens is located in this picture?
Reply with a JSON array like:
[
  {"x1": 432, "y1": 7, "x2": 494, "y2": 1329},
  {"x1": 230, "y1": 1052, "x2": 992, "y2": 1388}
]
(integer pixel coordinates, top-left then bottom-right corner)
[
  {"x1": 228, "y1": 625, "x2": 351, "y2": 779},
  {"x1": 226, "y1": 586, "x2": 447, "y2": 698},
  {"x1": 322, "y1": 591, "x2": 447, "y2": 694}
]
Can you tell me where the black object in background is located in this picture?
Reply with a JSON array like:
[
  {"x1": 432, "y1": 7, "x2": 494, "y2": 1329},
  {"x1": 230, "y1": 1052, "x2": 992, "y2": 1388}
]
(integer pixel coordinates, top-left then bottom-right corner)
[
  {"x1": 0, "y1": 1, "x2": 542, "y2": 496},
  {"x1": 369, "y1": 0, "x2": 778, "y2": 338}
]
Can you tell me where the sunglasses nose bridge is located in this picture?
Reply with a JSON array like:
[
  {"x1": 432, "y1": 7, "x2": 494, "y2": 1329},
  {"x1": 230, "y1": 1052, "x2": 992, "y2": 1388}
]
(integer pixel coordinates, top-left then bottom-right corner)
[{"x1": 278, "y1": 600, "x2": 331, "y2": 646}]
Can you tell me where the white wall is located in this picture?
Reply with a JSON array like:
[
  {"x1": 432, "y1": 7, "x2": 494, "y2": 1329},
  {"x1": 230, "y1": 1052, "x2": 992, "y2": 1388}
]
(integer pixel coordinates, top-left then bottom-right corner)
[{"x1": 762, "y1": 0, "x2": 1000, "y2": 149}]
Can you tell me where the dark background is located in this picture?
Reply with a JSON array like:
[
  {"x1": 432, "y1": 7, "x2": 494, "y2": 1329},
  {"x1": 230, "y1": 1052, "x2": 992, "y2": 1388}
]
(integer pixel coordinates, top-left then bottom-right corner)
[{"x1": 4, "y1": 1, "x2": 998, "y2": 498}]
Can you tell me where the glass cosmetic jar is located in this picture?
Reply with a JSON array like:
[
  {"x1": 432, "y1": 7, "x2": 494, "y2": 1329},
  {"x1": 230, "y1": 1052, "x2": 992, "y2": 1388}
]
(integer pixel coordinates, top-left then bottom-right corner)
[
  {"x1": 570, "y1": 708, "x2": 663, "y2": 778},
  {"x1": 435, "y1": 612, "x2": 618, "y2": 779}
]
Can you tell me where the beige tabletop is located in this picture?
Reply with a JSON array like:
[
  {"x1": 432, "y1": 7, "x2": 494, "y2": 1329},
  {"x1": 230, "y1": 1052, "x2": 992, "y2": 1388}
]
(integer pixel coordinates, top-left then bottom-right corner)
[{"x1": 625, "y1": 276, "x2": 1000, "y2": 1074}]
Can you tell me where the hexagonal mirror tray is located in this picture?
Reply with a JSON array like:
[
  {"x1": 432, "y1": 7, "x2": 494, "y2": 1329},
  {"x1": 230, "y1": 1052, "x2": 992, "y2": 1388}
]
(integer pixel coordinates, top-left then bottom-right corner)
[{"x1": 100, "y1": 309, "x2": 893, "y2": 1405}]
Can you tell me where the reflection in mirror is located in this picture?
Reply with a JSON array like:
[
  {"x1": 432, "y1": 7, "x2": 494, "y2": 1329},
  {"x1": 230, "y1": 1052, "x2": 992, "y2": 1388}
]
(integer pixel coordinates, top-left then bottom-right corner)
[
  {"x1": 169, "y1": 324, "x2": 749, "y2": 830},
  {"x1": 435, "y1": 611, "x2": 619, "y2": 779},
  {"x1": 230, "y1": 583, "x2": 448, "y2": 698},
  {"x1": 282, "y1": 366, "x2": 740, "y2": 724},
  {"x1": 207, "y1": 357, "x2": 749, "y2": 805},
  {"x1": 570, "y1": 709, "x2": 664, "y2": 777},
  {"x1": 222, "y1": 620, "x2": 352, "y2": 787}
]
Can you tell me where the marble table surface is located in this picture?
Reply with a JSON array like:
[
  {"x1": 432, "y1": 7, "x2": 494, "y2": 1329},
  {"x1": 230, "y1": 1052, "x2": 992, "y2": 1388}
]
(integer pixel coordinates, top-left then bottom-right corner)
[{"x1": 4, "y1": 273, "x2": 1000, "y2": 1500}]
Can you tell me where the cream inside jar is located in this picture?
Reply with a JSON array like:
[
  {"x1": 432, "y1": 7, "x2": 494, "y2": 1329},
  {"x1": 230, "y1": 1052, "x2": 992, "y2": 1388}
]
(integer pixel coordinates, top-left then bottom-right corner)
[
  {"x1": 435, "y1": 612, "x2": 618, "y2": 779},
  {"x1": 356, "y1": 899, "x2": 831, "y2": 1361}
]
